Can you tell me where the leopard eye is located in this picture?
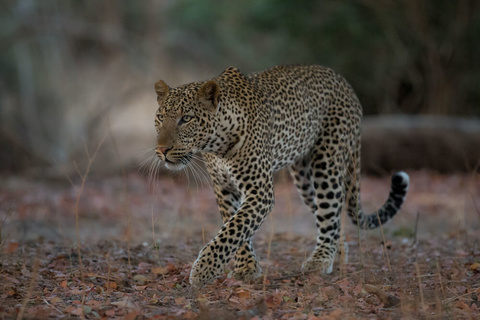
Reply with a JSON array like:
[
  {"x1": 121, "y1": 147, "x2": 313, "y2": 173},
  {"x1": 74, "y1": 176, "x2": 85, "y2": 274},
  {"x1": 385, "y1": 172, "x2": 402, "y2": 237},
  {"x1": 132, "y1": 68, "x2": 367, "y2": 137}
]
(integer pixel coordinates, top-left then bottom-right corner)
[
  {"x1": 179, "y1": 115, "x2": 193, "y2": 125},
  {"x1": 156, "y1": 113, "x2": 164, "y2": 123}
]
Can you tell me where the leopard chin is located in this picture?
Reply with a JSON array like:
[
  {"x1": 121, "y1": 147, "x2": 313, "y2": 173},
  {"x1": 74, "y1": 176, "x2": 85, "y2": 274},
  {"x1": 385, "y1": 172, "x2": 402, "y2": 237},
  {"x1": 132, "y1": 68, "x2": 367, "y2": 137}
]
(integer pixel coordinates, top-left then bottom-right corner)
[{"x1": 164, "y1": 153, "x2": 193, "y2": 171}]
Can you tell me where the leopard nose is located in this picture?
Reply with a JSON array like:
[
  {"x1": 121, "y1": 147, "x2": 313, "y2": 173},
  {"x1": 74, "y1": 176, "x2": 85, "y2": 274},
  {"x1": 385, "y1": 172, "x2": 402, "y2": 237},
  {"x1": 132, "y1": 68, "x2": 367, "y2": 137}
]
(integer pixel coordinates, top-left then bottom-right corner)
[{"x1": 156, "y1": 146, "x2": 172, "y2": 155}]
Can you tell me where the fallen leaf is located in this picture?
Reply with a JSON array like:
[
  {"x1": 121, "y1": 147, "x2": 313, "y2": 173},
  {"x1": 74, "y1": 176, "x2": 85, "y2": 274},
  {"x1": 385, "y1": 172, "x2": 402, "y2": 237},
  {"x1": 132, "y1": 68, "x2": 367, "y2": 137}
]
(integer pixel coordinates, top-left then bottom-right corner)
[
  {"x1": 470, "y1": 262, "x2": 480, "y2": 272},
  {"x1": 133, "y1": 285, "x2": 147, "y2": 291},
  {"x1": 182, "y1": 311, "x2": 197, "y2": 319},
  {"x1": 229, "y1": 296, "x2": 241, "y2": 304},
  {"x1": 326, "y1": 309, "x2": 343, "y2": 320},
  {"x1": 70, "y1": 307, "x2": 83, "y2": 316},
  {"x1": 364, "y1": 284, "x2": 400, "y2": 307},
  {"x1": 105, "y1": 281, "x2": 117, "y2": 289},
  {"x1": 133, "y1": 274, "x2": 148, "y2": 285},
  {"x1": 306, "y1": 313, "x2": 321, "y2": 320},
  {"x1": 6, "y1": 241, "x2": 18, "y2": 253},
  {"x1": 125, "y1": 311, "x2": 139, "y2": 320},
  {"x1": 138, "y1": 262, "x2": 151, "y2": 269},
  {"x1": 70, "y1": 288, "x2": 83, "y2": 295},
  {"x1": 50, "y1": 296, "x2": 62, "y2": 305},
  {"x1": 454, "y1": 300, "x2": 470, "y2": 310},
  {"x1": 152, "y1": 266, "x2": 169, "y2": 275},
  {"x1": 456, "y1": 250, "x2": 469, "y2": 256},
  {"x1": 265, "y1": 294, "x2": 282, "y2": 308},
  {"x1": 175, "y1": 296, "x2": 187, "y2": 306},
  {"x1": 64, "y1": 306, "x2": 75, "y2": 313},
  {"x1": 111, "y1": 299, "x2": 136, "y2": 309},
  {"x1": 152, "y1": 263, "x2": 176, "y2": 275},
  {"x1": 338, "y1": 279, "x2": 352, "y2": 294},
  {"x1": 21, "y1": 267, "x2": 31, "y2": 277},
  {"x1": 353, "y1": 283, "x2": 363, "y2": 295},
  {"x1": 86, "y1": 299, "x2": 102, "y2": 308},
  {"x1": 105, "y1": 309, "x2": 116, "y2": 317},
  {"x1": 236, "y1": 288, "x2": 251, "y2": 299}
]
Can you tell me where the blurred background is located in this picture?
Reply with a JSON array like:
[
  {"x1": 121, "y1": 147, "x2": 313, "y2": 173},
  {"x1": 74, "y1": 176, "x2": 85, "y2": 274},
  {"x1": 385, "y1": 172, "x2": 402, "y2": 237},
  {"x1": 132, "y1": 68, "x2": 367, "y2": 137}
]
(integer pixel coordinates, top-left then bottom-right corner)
[
  {"x1": 1, "y1": 0, "x2": 479, "y2": 176},
  {"x1": 1, "y1": 4, "x2": 480, "y2": 318},
  {"x1": 0, "y1": 0, "x2": 479, "y2": 254}
]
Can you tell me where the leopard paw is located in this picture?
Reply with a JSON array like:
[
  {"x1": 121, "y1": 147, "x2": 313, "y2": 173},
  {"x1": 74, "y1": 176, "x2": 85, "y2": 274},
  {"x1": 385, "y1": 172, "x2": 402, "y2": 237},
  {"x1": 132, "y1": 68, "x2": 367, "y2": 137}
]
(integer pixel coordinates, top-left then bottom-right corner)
[
  {"x1": 189, "y1": 260, "x2": 216, "y2": 287},
  {"x1": 230, "y1": 263, "x2": 262, "y2": 283},
  {"x1": 189, "y1": 246, "x2": 224, "y2": 287},
  {"x1": 301, "y1": 257, "x2": 333, "y2": 274}
]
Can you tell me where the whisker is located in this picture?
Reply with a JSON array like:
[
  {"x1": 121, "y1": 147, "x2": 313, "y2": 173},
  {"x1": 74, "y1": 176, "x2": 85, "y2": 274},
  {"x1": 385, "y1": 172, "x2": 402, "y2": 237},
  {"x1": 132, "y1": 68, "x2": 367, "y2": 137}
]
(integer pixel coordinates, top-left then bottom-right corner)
[
  {"x1": 187, "y1": 163, "x2": 198, "y2": 193},
  {"x1": 182, "y1": 158, "x2": 192, "y2": 189},
  {"x1": 139, "y1": 147, "x2": 156, "y2": 156},
  {"x1": 148, "y1": 157, "x2": 155, "y2": 184},
  {"x1": 138, "y1": 156, "x2": 154, "y2": 174},
  {"x1": 139, "y1": 150, "x2": 213, "y2": 192},
  {"x1": 190, "y1": 157, "x2": 212, "y2": 187},
  {"x1": 189, "y1": 159, "x2": 208, "y2": 188},
  {"x1": 149, "y1": 156, "x2": 162, "y2": 185},
  {"x1": 138, "y1": 150, "x2": 155, "y2": 169},
  {"x1": 189, "y1": 161, "x2": 202, "y2": 192},
  {"x1": 189, "y1": 158, "x2": 211, "y2": 188}
]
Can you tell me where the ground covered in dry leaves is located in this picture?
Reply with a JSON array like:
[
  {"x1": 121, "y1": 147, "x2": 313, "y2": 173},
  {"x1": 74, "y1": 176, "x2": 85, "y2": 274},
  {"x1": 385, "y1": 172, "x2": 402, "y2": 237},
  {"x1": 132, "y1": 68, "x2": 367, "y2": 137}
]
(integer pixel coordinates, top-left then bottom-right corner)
[{"x1": 1, "y1": 170, "x2": 479, "y2": 319}]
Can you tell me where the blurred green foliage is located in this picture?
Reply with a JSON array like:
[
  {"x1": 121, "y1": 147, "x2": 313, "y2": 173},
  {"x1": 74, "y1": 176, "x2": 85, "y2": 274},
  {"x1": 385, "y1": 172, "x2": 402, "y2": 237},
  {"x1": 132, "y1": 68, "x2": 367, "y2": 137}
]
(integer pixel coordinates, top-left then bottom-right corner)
[
  {"x1": 0, "y1": 0, "x2": 479, "y2": 170},
  {"x1": 167, "y1": 0, "x2": 480, "y2": 116}
]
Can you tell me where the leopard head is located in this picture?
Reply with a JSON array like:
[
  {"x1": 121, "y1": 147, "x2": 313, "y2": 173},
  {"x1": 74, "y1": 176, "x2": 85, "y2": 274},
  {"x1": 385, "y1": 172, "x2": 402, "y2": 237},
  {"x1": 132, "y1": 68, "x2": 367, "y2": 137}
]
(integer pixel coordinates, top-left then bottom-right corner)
[{"x1": 154, "y1": 79, "x2": 220, "y2": 170}]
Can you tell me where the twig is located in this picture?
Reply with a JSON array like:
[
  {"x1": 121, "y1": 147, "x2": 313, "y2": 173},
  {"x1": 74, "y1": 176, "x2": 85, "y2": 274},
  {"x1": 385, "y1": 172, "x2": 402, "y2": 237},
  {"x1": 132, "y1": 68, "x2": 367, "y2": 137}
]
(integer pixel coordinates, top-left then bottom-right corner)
[
  {"x1": 82, "y1": 138, "x2": 91, "y2": 159},
  {"x1": 434, "y1": 280, "x2": 443, "y2": 317},
  {"x1": 413, "y1": 211, "x2": 420, "y2": 245},
  {"x1": 436, "y1": 259, "x2": 445, "y2": 297},
  {"x1": 442, "y1": 287, "x2": 480, "y2": 305},
  {"x1": 284, "y1": 170, "x2": 294, "y2": 240},
  {"x1": 262, "y1": 212, "x2": 274, "y2": 292},
  {"x1": 376, "y1": 211, "x2": 392, "y2": 273},
  {"x1": 74, "y1": 132, "x2": 108, "y2": 283},
  {"x1": 42, "y1": 298, "x2": 64, "y2": 316},
  {"x1": 107, "y1": 117, "x2": 132, "y2": 275},
  {"x1": 16, "y1": 258, "x2": 40, "y2": 320},
  {"x1": 0, "y1": 202, "x2": 14, "y2": 247},
  {"x1": 103, "y1": 252, "x2": 112, "y2": 306},
  {"x1": 151, "y1": 205, "x2": 168, "y2": 288},
  {"x1": 339, "y1": 179, "x2": 348, "y2": 279},
  {"x1": 346, "y1": 144, "x2": 365, "y2": 279},
  {"x1": 414, "y1": 262, "x2": 426, "y2": 310},
  {"x1": 470, "y1": 192, "x2": 480, "y2": 222},
  {"x1": 73, "y1": 160, "x2": 82, "y2": 180}
]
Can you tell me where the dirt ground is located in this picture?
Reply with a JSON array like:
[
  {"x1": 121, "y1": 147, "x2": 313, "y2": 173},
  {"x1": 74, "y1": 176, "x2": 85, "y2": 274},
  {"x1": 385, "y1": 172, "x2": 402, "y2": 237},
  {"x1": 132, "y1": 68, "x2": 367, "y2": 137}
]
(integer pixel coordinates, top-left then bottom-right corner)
[{"x1": 1, "y1": 170, "x2": 479, "y2": 319}]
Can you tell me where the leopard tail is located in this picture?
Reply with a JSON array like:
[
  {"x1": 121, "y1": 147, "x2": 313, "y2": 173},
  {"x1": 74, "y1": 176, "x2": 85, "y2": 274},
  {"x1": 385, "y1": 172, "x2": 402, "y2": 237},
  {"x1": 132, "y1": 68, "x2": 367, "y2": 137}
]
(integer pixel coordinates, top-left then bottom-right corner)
[{"x1": 346, "y1": 168, "x2": 410, "y2": 230}]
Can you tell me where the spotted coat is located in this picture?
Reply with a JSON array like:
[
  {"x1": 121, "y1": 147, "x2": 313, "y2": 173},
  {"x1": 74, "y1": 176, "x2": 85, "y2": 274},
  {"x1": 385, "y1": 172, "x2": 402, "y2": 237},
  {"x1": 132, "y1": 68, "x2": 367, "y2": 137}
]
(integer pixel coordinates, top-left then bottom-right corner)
[{"x1": 153, "y1": 65, "x2": 409, "y2": 286}]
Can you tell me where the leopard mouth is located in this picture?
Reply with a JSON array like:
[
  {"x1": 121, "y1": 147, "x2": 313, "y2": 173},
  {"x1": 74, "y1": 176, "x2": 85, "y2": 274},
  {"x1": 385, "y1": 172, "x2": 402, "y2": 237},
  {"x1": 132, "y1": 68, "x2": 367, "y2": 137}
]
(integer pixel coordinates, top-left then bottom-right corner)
[{"x1": 164, "y1": 153, "x2": 193, "y2": 171}]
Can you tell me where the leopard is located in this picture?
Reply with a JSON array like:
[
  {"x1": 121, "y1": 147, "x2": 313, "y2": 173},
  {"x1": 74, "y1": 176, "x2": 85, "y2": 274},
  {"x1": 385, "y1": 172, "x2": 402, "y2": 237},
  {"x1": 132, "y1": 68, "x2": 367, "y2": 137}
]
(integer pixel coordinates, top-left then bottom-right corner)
[{"x1": 152, "y1": 65, "x2": 409, "y2": 287}]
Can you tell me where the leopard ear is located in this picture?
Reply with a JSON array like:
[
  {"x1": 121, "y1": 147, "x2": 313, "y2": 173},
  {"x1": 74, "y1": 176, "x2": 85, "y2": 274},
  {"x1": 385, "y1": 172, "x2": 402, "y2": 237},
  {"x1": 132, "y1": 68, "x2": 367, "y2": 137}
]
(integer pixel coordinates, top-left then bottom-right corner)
[
  {"x1": 198, "y1": 80, "x2": 220, "y2": 112},
  {"x1": 154, "y1": 80, "x2": 169, "y2": 101}
]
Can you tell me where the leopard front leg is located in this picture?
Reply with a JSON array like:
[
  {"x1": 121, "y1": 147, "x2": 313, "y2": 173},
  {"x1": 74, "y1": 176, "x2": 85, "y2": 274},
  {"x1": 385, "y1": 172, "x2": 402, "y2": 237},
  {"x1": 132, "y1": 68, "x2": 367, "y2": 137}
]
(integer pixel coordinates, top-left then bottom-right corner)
[
  {"x1": 206, "y1": 161, "x2": 264, "y2": 283},
  {"x1": 190, "y1": 192, "x2": 274, "y2": 286},
  {"x1": 231, "y1": 239, "x2": 262, "y2": 282}
]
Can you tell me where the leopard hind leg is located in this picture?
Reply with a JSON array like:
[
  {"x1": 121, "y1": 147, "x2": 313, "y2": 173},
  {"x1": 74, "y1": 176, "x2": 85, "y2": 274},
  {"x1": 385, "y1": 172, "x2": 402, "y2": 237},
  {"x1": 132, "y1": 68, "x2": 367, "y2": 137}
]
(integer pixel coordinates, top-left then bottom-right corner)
[{"x1": 290, "y1": 152, "x2": 348, "y2": 272}]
